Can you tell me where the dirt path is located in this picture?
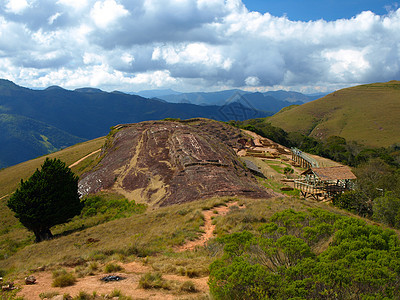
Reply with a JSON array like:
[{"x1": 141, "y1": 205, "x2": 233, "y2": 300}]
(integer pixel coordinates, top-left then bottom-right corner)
[
  {"x1": 0, "y1": 150, "x2": 101, "y2": 201},
  {"x1": 68, "y1": 149, "x2": 101, "y2": 168},
  {"x1": 16, "y1": 261, "x2": 209, "y2": 299},
  {"x1": 176, "y1": 202, "x2": 245, "y2": 252}
]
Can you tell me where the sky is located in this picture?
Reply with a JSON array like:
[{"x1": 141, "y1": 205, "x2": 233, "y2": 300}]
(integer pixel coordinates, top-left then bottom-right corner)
[{"x1": 0, "y1": 0, "x2": 399, "y2": 93}]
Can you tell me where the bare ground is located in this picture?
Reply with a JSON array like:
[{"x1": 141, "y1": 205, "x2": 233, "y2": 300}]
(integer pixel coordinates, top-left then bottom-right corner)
[
  {"x1": 176, "y1": 201, "x2": 245, "y2": 252},
  {"x1": 16, "y1": 261, "x2": 209, "y2": 299}
]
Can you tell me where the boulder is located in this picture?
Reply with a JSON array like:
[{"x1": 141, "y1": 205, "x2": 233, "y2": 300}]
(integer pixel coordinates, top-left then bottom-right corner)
[{"x1": 25, "y1": 275, "x2": 36, "y2": 285}]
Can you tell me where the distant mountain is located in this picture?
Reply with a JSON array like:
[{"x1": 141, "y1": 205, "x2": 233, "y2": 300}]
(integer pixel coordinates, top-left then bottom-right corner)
[
  {"x1": 0, "y1": 114, "x2": 84, "y2": 169},
  {"x1": 0, "y1": 79, "x2": 270, "y2": 168},
  {"x1": 263, "y1": 90, "x2": 322, "y2": 102},
  {"x1": 153, "y1": 89, "x2": 314, "y2": 112},
  {"x1": 267, "y1": 81, "x2": 400, "y2": 147},
  {"x1": 158, "y1": 90, "x2": 242, "y2": 105},
  {"x1": 135, "y1": 89, "x2": 181, "y2": 98}
]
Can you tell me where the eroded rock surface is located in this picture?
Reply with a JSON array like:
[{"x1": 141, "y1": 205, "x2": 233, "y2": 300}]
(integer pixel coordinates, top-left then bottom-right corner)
[{"x1": 79, "y1": 119, "x2": 272, "y2": 206}]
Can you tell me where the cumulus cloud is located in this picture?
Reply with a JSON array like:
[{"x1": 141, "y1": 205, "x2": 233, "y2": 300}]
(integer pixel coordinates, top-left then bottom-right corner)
[
  {"x1": 5, "y1": 0, "x2": 30, "y2": 14},
  {"x1": 90, "y1": 0, "x2": 129, "y2": 29},
  {"x1": 0, "y1": 0, "x2": 399, "y2": 92}
]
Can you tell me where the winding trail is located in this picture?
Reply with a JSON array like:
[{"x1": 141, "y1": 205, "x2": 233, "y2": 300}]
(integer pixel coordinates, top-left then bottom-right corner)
[
  {"x1": 0, "y1": 149, "x2": 102, "y2": 200},
  {"x1": 176, "y1": 201, "x2": 245, "y2": 252},
  {"x1": 68, "y1": 149, "x2": 101, "y2": 168}
]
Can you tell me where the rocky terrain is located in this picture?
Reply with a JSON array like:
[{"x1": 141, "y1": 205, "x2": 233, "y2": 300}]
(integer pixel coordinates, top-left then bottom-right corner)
[{"x1": 79, "y1": 119, "x2": 272, "y2": 206}]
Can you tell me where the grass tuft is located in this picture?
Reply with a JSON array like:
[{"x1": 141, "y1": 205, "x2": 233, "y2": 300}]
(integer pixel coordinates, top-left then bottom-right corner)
[
  {"x1": 104, "y1": 262, "x2": 123, "y2": 273},
  {"x1": 180, "y1": 280, "x2": 197, "y2": 293},
  {"x1": 52, "y1": 269, "x2": 76, "y2": 287},
  {"x1": 138, "y1": 272, "x2": 171, "y2": 290},
  {"x1": 39, "y1": 291, "x2": 60, "y2": 299}
]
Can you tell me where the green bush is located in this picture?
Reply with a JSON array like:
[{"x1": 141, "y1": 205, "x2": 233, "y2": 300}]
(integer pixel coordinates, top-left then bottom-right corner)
[
  {"x1": 104, "y1": 262, "x2": 123, "y2": 273},
  {"x1": 52, "y1": 269, "x2": 76, "y2": 287},
  {"x1": 373, "y1": 193, "x2": 400, "y2": 228},
  {"x1": 209, "y1": 209, "x2": 400, "y2": 299}
]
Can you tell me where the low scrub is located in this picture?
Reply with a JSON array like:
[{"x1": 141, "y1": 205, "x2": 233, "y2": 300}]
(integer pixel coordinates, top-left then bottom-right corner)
[
  {"x1": 179, "y1": 280, "x2": 197, "y2": 293},
  {"x1": 104, "y1": 262, "x2": 123, "y2": 273},
  {"x1": 52, "y1": 269, "x2": 76, "y2": 287},
  {"x1": 138, "y1": 272, "x2": 171, "y2": 290},
  {"x1": 209, "y1": 208, "x2": 400, "y2": 299}
]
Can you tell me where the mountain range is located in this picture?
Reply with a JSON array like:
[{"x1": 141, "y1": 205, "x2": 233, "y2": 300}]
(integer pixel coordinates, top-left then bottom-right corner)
[
  {"x1": 0, "y1": 80, "x2": 275, "y2": 169},
  {"x1": 135, "y1": 89, "x2": 325, "y2": 112}
]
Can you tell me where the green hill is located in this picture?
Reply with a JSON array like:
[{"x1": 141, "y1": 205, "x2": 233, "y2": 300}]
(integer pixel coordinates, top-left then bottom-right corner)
[
  {"x1": 0, "y1": 114, "x2": 85, "y2": 169},
  {"x1": 267, "y1": 81, "x2": 400, "y2": 147}
]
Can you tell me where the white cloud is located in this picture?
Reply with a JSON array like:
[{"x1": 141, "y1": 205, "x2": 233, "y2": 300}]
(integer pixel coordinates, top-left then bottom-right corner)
[
  {"x1": 90, "y1": 0, "x2": 130, "y2": 29},
  {"x1": 323, "y1": 49, "x2": 371, "y2": 80},
  {"x1": 57, "y1": 0, "x2": 88, "y2": 10},
  {"x1": 5, "y1": 0, "x2": 29, "y2": 14},
  {"x1": 245, "y1": 76, "x2": 260, "y2": 86},
  {"x1": 48, "y1": 12, "x2": 62, "y2": 25},
  {"x1": 0, "y1": 0, "x2": 399, "y2": 92}
]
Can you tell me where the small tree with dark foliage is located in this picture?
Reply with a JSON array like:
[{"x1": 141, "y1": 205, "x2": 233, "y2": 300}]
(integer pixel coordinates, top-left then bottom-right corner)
[{"x1": 7, "y1": 158, "x2": 83, "y2": 242}]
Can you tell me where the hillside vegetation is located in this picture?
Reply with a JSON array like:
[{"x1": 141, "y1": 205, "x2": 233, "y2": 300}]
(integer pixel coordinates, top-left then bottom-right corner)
[
  {"x1": 267, "y1": 81, "x2": 400, "y2": 147},
  {"x1": 2, "y1": 119, "x2": 400, "y2": 299}
]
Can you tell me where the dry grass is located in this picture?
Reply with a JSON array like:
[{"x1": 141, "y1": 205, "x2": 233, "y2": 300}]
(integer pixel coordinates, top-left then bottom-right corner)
[
  {"x1": 268, "y1": 81, "x2": 400, "y2": 147},
  {"x1": 0, "y1": 136, "x2": 105, "y2": 198},
  {"x1": 0, "y1": 196, "x2": 222, "y2": 273},
  {"x1": 0, "y1": 193, "x2": 358, "y2": 277}
]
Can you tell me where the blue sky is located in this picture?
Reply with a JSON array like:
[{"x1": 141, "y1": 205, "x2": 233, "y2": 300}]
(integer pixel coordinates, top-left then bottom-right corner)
[
  {"x1": 0, "y1": 0, "x2": 399, "y2": 93},
  {"x1": 243, "y1": 0, "x2": 397, "y2": 21}
]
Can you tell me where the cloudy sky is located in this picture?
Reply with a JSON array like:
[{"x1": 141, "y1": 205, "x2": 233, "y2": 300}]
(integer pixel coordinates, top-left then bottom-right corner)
[{"x1": 0, "y1": 0, "x2": 399, "y2": 93}]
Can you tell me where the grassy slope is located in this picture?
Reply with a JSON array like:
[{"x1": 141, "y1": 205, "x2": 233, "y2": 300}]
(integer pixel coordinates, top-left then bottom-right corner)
[
  {"x1": 0, "y1": 137, "x2": 106, "y2": 265},
  {"x1": 0, "y1": 136, "x2": 106, "y2": 198},
  {"x1": 0, "y1": 195, "x2": 357, "y2": 274},
  {"x1": 267, "y1": 81, "x2": 400, "y2": 147}
]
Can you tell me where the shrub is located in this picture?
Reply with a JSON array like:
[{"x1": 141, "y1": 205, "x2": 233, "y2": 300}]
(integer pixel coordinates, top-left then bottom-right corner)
[
  {"x1": 73, "y1": 291, "x2": 91, "y2": 300},
  {"x1": 104, "y1": 262, "x2": 123, "y2": 273},
  {"x1": 109, "y1": 289, "x2": 133, "y2": 300},
  {"x1": 139, "y1": 272, "x2": 169, "y2": 289},
  {"x1": 179, "y1": 281, "x2": 197, "y2": 293},
  {"x1": 39, "y1": 291, "x2": 60, "y2": 299},
  {"x1": 52, "y1": 269, "x2": 76, "y2": 287},
  {"x1": 373, "y1": 193, "x2": 400, "y2": 228}
]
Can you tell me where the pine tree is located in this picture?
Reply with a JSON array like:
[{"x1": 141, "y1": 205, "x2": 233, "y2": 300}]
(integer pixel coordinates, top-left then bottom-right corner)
[{"x1": 7, "y1": 158, "x2": 83, "y2": 242}]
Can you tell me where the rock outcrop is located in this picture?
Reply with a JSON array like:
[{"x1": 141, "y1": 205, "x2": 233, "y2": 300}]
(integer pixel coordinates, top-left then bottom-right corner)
[{"x1": 79, "y1": 119, "x2": 273, "y2": 206}]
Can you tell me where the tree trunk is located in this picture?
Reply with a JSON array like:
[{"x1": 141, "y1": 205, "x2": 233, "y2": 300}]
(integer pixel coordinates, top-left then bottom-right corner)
[{"x1": 34, "y1": 228, "x2": 53, "y2": 243}]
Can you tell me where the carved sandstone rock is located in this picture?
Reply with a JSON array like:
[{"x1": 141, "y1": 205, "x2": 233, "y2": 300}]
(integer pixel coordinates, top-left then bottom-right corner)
[{"x1": 79, "y1": 119, "x2": 272, "y2": 206}]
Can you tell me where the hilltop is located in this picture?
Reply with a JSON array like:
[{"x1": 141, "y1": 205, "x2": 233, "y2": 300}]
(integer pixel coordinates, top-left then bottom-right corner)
[
  {"x1": 79, "y1": 119, "x2": 272, "y2": 206},
  {"x1": 267, "y1": 81, "x2": 400, "y2": 147}
]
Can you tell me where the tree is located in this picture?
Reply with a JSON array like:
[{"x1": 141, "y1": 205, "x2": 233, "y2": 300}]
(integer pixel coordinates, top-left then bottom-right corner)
[{"x1": 7, "y1": 158, "x2": 83, "y2": 242}]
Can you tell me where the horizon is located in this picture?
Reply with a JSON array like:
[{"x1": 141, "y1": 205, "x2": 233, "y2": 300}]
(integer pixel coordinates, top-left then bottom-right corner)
[
  {"x1": 0, "y1": 0, "x2": 399, "y2": 93},
  {"x1": 2, "y1": 77, "x2": 335, "y2": 95}
]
